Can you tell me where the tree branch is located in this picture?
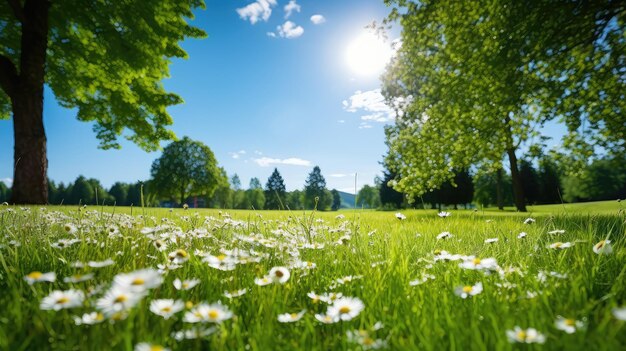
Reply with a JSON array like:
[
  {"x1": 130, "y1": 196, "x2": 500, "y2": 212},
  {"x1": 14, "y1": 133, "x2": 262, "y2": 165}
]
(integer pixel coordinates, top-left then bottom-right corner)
[
  {"x1": 0, "y1": 54, "x2": 18, "y2": 99},
  {"x1": 6, "y1": 0, "x2": 25, "y2": 22}
]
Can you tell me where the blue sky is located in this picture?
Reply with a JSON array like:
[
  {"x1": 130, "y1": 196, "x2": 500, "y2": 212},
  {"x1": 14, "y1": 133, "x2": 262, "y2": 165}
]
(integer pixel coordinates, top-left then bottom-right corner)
[{"x1": 0, "y1": 0, "x2": 566, "y2": 193}]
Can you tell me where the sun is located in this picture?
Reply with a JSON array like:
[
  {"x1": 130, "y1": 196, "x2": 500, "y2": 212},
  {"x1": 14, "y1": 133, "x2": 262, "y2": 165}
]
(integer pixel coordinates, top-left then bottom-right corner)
[{"x1": 345, "y1": 31, "x2": 393, "y2": 76}]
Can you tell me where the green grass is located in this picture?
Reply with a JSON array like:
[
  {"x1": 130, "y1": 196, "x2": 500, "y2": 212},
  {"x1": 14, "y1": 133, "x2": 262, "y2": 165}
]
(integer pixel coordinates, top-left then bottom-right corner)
[{"x1": 0, "y1": 203, "x2": 625, "y2": 350}]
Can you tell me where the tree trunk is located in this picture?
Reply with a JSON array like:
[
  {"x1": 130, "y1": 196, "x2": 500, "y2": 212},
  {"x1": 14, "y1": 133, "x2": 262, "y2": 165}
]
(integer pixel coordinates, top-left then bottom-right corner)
[
  {"x1": 507, "y1": 148, "x2": 527, "y2": 212},
  {"x1": 9, "y1": 0, "x2": 50, "y2": 204},
  {"x1": 496, "y1": 168, "x2": 504, "y2": 210}
]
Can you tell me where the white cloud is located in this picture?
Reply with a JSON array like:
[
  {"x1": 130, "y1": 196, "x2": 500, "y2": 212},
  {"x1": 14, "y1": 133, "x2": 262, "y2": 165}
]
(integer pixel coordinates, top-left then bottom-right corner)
[
  {"x1": 229, "y1": 150, "x2": 247, "y2": 159},
  {"x1": 1, "y1": 178, "x2": 12, "y2": 187},
  {"x1": 254, "y1": 150, "x2": 263, "y2": 155},
  {"x1": 343, "y1": 88, "x2": 409, "y2": 124},
  {"x1": 267, "y1": 32, "x2": 276, "y2": 38},
  {"x1": 310, "y1": 14, "x2": 326, "y2": 25},
  {"x1": 359, "y1": 122, "x2": 373, "y2": 129},
  {"x1": 277, "y1": 21, "x2": 304, "y2": 39},
  {"x1": 236, "y1": 0, "x2": 277, "y2": 24},
  {"x1": 284, "y1": 0, "x2": 300, "y2": 19},
  {"x1": 337, "y1": 119, "x2": 345, "y2": 123},
  {"x1": 254, "y1": 157, "x2": 311, "y2": 167},
  {"x1": 330, "y1": 173, "x2": 353, "y2": 178}
]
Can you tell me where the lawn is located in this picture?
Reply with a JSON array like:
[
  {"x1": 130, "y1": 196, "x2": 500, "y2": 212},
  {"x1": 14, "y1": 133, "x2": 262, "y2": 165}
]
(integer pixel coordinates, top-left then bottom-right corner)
[{"x1": 1, "y1": 203, "x2": 625, "y2": 350}]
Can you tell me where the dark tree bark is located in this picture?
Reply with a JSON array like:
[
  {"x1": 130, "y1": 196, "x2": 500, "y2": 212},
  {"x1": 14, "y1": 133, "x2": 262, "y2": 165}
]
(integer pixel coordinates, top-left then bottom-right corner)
[
  {"x1": 4, "y1": 0, "x2": 50, "y2": 204},
  {"x1": 507, "y1": 148, "x2": 527, "y2": 212},
  {"x1": 496, "y1": 168, "x2": 504, "y2": 210}
]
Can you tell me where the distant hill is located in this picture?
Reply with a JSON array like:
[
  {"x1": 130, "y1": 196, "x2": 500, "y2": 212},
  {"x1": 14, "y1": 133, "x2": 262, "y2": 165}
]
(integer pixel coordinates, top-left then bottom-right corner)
[{"x1": 337, "y1": 191, "x2": 356, "y2": 209}]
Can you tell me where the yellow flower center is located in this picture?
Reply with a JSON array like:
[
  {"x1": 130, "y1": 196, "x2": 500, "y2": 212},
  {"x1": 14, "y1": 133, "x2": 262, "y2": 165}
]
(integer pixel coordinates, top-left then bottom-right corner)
[
  {"x1": 114, "y1": 295, "x2": 128, "y2": 303},
  {"x1": 517, "y1": 330, "x2": 526, "y2": 340},
  {"x1": 64, "y1": 225, "x2": 72, "y2": 231},
  {"x1": 131, "y1": 278, "x2": 145, "y2": 285},
  {"x1": 56, "y1": 296, "x2": 69, "y2": 304},
  {"x1": 186, "y1": 301, "x2": 194, "y2": 309},
  {"x1": 597, "y1": 241, "x2": 605, "y2": 248},
  {"x1": 363, "y1": 337, "x2": 375, "y2": 346},
  {"x1": 161, "y1": 306, "x2": 172, "y2": 313},
  {"x1": 472, "y1": 258, "x2": 481, "y2": 265},
  {"x1": 339, "y1": 306, "x2": 351, "y2": 314},
  {"x1": 565, "y1": 319, "x2": 576, "y2": 326},
  {"x1": 208, "y1": 310, "x2": 219, "y2": 319},
  {"x1": 554, "y1": 242, "x2": 563, "y2": 248},
  {"x1": 463, "y1": 286, "x2": 473, "y2": 293},
  {"x1": 182, "y1": 282, "x2": 189, "y2": 289},
  {"x1": 28, "y1": 271, "x2": 43, "y2": 279},
  {"x1": 96, "y1": 313, "x2": 104, "y2": 321},
  {"x1": 290, "y1": 313, "x2": 298, "y2": 319},
  {"x1": 433, "y1": 249, "x2": 442, "y2": 255},
  {"x1": 217, "y1": 254, "x2": 226, "y2": 261},
  {"x1": 307, "y1": 261, "x2": 313, "y2": 267},
  {"x1": 275, "y1": 270, "x2": 284, "y2": 278},
  {"x1": 150, "y1": 346, "x2": 164, "y2": 351},
  {"x1": 176, "y1": 249, "x2": 188, "y2": 257}
]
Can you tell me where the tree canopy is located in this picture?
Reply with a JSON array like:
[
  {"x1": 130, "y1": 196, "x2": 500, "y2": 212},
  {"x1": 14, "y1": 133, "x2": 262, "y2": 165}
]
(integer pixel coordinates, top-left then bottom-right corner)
[
  {"x1": 265, "y1": 168, "x2": 286, "y2": 210},
  {"x1": 382, "y1": 0, "x2": 625, "y2": 212},
  {"x1": 0, "y1": 0, "x2": 206, "y2": 203},
  {"x1": 150, "y1": 137, "x2": 222, "y2": 205}
]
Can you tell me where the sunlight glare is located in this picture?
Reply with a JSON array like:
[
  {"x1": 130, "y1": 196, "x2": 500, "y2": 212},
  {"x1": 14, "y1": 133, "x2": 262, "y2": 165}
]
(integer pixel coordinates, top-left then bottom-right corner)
[{"x1": 345, "y1": 31, "x2": 393, "y2": 76}]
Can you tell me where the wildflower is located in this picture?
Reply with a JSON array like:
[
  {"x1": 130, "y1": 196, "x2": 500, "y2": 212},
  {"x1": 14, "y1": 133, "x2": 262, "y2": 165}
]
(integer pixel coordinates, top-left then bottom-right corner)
[
  {"x1": 409, "y1": 273, "x2": 436, "y2": 286},
  {"x1": 484, "y1": 238, "x2": 498, "y2": 244},
  {"x1": 113, "y1": 269, "x2": 163, "y2": 292},
  {"x1": 319, "y1": 292, "x2": 343, "y2": 303},
  {"x1": 517, "y1": 232, "x2": 527, "y2": 239},
  {"x1": 438, "y1": 211, "x2": 451, "y2": 218},
  {"x1": 314, "y1": 313, "x2": 338, "y2": 324},
  {"x1": 223, "y1": 289, "x2": 247, "y2": 299},
  {"x1": 548, "y1": 242, "x2": 573, "y2": 249},
  {"x1": 88, "y1": 258, "x2": 115, "y2": 268},
  {"x1": 395, "y1": 213, "x2": 406, "y2": 220},
  {"x1": 254, "y1": 276, "x2": 272, "y2": 286},
  {"x1": 24, "y1": 271, "x2": 56, "y2": 285},
  {"x1": 347, "y1": 329, "x2": 388, "y2": 350},
  {"x1": 506, "y1": 326, "x2": 546, "y2": 344},
  {"x1": 96, "y1": 286, "x2": 145, "y2": 316},
  {"x1": 336, "y1": 214, "x2": 346, "y2": 220},
  {"x1": 204, "y1": 254, "x2": 237, "y2": 271},
  {"x1": 183, "y1": 303, "x2": 233, "y2": 324},
  {"x1": 555, "y1": 316, "x2": 585, "y2": 334},
  {"x1": 613, "y1": 307, "x2": 626, "y2": 321},
  {"x1": 593, "y1": 240, "x2": 613, "y2": 254},
  {"x1": 168, "y1": 249, "x2": 190, "y2": 264},
  {"x1": 183, "y1": 204, "x2": 189, "y2": 210},
  {"x1": 437, "y1": 232, "x2": 453, "y2": 240},
  {"x1": 307, "y1": 291, "x2": 322, "y2": 303},
  {"x1": 327, "y1": 297, "x2": 365, "y2": 321},
  {"x1": 459, "y1": 257, "x2": 498, "y2": 272},
  {"x1": 172, "y1": 327, "x2": 217, "y2": 341},
  {"x1": 548, "y1": 229, "x2": 565, "y2": 235},
  {"x1": 523, "y1": 218, "x2": 536, "y2": 224},
  {"x1": 51, "y1": 238, "x2": 80, "y2": 249},
  {"x1": 278, "y1": 310, "x2": 306, "y2": 323},
  {"x1": 454, "y1": 282, "x2": 483, "y2": 298},
  {"x1": 63, "y1": 273, "x2": 94, "y2": 283},
  {"x1": 153, "y1": 239, "x2": 167, "y2": 252},
  {"x1": 150, "y1": 299, "x2": 185, "y2": 319},
  {"x1": 63, "y1": 223, "x2": 78, "y2": 234},
  {"x1": 74, "y1": 312, "x2": 105, "y2": 325},
  {"x1": 40, "y1": 289, "x2": 85, "y2": 311},
  {"x1": 173, "y1": 278, "x2": 201, "y2": 291},
  {"x1": 269, "y1": 266, "x2": 290, "y2": 284},
  {"x1": 135, "y1": 343, "x2": 170, "y2": 351}
]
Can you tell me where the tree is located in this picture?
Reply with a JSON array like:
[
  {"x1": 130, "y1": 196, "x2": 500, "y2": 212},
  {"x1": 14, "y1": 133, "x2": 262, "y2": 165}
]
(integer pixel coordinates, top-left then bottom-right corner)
[
  {"x1": 379, "y1": 169, "x2": 403, "y2": 209},
  {"x1": 331, "y1": 189, "x2": 341, "y2": 211},
  {"x1": 474, "y1": 171, "x2": 514, "y2": 208},
  {"x1": 209, "y1": 168, "x2": 233, "y2": 209},
  {"x1": 303, "y1": 166, "x2": 331, "y2": 210},
  {"x1": 520, "y1": 160, "x2": 540, "y2": 205},
  {"x1": 230, "y1": 174, "x2": 242, "y2": 191},
  {"x1": 382, "y1": 1, "x2": 626, "y2": 212},
  {"x1": 537, "y1": 157, "x2": 562, "y2": 204},
  {"x1": 245, "y1": 188, "x2": 265, "y2": 210},
  {"x1": 265, "y1": 168, "x2": 286, "y2": 210},
  {"x1": 68, "y1": 176, "x2": 93, "y2": 205},
  {"x1": 0, "y1": 0, "x2": 207, "y2": 204},
  {"x1": 249, "y1": 178, "x2": 262, "y2": 190},
  {"x1": 562, "y1": 157, "x2": 626, "y2": 203},
  {"x1": 287, "y1": 190, "x2": 304, "y2": 210},
  {"x1": 150, "y1": 137, "x2": 222, "y2": 205},
  {"x1": 357, "y1": 185, "x2": 380, "y2": 209},
  {"x1": 109, "y1": 182, "x2": 129, "y2": 206},
  {"x1": 0, "y1": 181, "x2": 9, "y2": 203}
]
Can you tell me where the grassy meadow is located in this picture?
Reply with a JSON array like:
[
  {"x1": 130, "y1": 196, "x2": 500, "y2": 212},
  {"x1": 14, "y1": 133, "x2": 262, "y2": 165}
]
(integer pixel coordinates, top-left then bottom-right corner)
[{"x1": 1, "y1": 202, "x2": 625, "y2": 350}]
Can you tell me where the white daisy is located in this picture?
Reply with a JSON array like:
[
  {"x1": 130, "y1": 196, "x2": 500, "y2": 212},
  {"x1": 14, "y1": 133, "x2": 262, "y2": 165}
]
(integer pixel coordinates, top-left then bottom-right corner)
[
  {"x1": 40, "y1": 289, "x2": 85, "y2": 311},
  {"x1": 315, "y1": 313, "x2": 339, "y2": 324},
  {"x1": 134, "y1": 343, "x2": 170, "y2": 351},
  {"x1": 459, "y1": 257, "x2": 498, "y2": 272},
  {"x1": 437, "y1": 232, "x2": 453, "y2": 240},
  {"x1": 277, "y1": 310, "x2": 306, "y2": 323},
  {"x1": 96, "y1": 286, "x2": 145, "y2": 316},
  {"x1": 24, "y1": 271, "x2": 56, "y2": 285},
  {"x1": 63, "y1": 273, "x2": 94, "y2": 283},
  {"x1": 168, "y1": 249, "x2": 190, "y2": 264},
  {"x1": 88, "y1": 258, "x2": 115, "y2": 268},
  {"x1": 183, "y1": 303, "x2": 233, "y2": 324},
  {"x1": 113, "y1": 269, "x2": 163, "y2": 292},
  {"x1": 454, "y1": 282, "x2": 483, "y2": 298},
  {"x1": 612, "y1": 307, "x2": 626, "y2": 321},
  {"x1": 269, "y1": 266, "x2": 290, "y2": 284},
  {"x1": 438, "y1": 211, "x2": 451, "y2": 218},
  {"x1": 484, "y1": 238, "x2": 498, "y2": 244},
  {"x1": 223, "y1": 289, "x2": 247, "y2": 299},
  {"x1": 523, "y1": 218, "x2": 536, "y2": 224},
  {"x1": 593, "y1": 240, "x2": 613, "y2": 254},
  {"x1": 172, "y1": 326, "x2": 218, "y2": 341},
  {"x1": 347, "y1": 329, "x2": 388, "y2": 350},
  {"x1": 548, "y1": 242, "x2": 573, "y2": 249},
  {"x1": 395, "y1": 212, "x2": 406, "y2": 220},
  {"x1": 73, "y1": 312, "x2": 105, "y2": 325},
  {"x1": 517, "y1": 232, "x2": 527, "y2": 239},
  {"x1": 548, "y1": 229, "x2": 565, "y2": 235},
  {"x1": 150, "y1": 299, "x2": 185, "y2": 319},
  {"x1": 254, "y1": 276, "x2": 272, "y2": 286},
  {"x1": 63, "y1": 223, "x2": 78, "y2": 234},
  {"x1": 173, "y1": 278, "x2": 201, "y2": 291},
  {"x1": 555, "y1": 316, "x2": 585, "y2": 334},
  {"x1": 506, "y1": 326, "x2": 546, "y2": 344},
  {"x1": 327, "y1": 297, "x2": 365, "y2": 321}
]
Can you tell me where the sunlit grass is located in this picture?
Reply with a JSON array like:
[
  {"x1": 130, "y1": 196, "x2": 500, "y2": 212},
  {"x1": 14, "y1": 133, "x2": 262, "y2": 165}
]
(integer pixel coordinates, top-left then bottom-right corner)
[{"x1": 1, "y1": 204, "x2": 625, "y2": 350}]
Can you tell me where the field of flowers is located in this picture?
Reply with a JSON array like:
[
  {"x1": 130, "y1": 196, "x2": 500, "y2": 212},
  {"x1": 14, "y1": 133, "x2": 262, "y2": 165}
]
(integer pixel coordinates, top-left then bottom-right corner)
[{"x1": 1, "y1": 204, "x2": 625, "y2": 350}]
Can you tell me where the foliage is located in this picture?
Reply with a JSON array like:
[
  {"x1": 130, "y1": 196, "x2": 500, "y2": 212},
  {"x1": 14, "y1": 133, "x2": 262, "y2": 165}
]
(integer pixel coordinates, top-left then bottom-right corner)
[
  {"x1": 265, "y1": 168, "x2": 287, "y2": 210},
  {"x1": 474, "y1": 171, "x2": 514, "y2": 208},
  {"x1": 357, "y1": 185, "x2": 380, "y2": 209},
  {"x1": 520, "y1": 160, "x2": 541, "y2": 205},
  {"x1": 150, "y1": 137, "x2": 223, "y2": 204},
  {"x1": 379, "y1": 169, "x2": 404, "y2": 209},
  {"x1": 331, "y1": 189, "x2": 342, "y2": 211},
  {"x1": 304, "y1": 166, "x2": 331, "y2": 210},
  {"x1": 562, "y1": 157, "x2": 626, "y2": 203}
]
